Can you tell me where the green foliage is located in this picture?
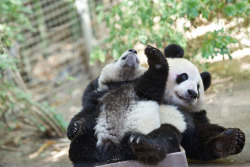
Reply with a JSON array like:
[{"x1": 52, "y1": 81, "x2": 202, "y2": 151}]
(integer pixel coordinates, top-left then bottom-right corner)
[
  {"x1": 91, "y1": 0, "x2": 248, "y2": 62},
  {"x1": 0, "y1": 0, "x2": 33, "y2": 47},
  {"x1": 90, "y1": 46, "x2": 106, "y2": 65},
  {"x1": 202, "y1": 29, "x2": 237, "y2": 59},
  {"x1": 223, "y1": 1, "x2": 249, "y2": 18},
  {"x1": 0, "y1": 54, "x2": 19, "y2": 72}
]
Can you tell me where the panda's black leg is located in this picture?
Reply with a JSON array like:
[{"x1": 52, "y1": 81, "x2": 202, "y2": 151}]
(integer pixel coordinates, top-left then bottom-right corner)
[
  {"x1": 182, "y1": 122, "x2": 245, "y2": 160},
  {"x1": 73, "y1": 162, "x2": 95, "y2": 167},
  {"x1": 97, "y1": 141, "x2": 122, "y2": 163},
  {"x1": 135, "y1": 45, "x2": 168, "y2": 103},
  {"x1": 128, "y1": 124, "x2": 182, "y2": 164},
  {"x1": 69, "y1": 133, "x2": 99, "y2": 165}
]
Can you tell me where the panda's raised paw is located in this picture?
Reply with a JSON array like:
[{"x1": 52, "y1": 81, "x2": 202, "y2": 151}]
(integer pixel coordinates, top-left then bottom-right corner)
[
  {"x1": 129, "y1": 133, "x2": 166, "y2": 164},
  {"x1": 215, "y1": 128, "x2": 245, "y2": 158},
  {"x1": 144, "y1": 45, "x2": 167, "y2": 70},
  {"x1": 67, "y1": 120, "x2": 85, "y2": 140}
]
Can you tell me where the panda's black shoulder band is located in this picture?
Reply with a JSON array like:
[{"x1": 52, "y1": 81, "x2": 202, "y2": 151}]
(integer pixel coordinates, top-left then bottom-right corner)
[{"x1": 164, "y1": 44, "x2": 184, "y2": 58}]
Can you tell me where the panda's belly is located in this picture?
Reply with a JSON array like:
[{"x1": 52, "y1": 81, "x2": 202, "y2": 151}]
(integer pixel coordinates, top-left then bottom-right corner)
[{"x1": 94, "y1": 87, "x2": 161, "y2": 147}]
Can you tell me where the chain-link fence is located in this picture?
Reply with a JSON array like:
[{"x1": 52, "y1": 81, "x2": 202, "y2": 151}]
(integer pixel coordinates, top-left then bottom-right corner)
[{"x1": 13, "y1": 0, "x2": 89, "y2": 101}]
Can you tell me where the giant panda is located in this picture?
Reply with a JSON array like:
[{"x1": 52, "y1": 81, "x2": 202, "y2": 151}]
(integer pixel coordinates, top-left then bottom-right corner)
[
  {"x1": 68, "y1": 44, "x2": 245, "y2": 167},
  {"x1": 158, "y1": 44, "x2": 246, "y2": 160},
  {"x1": 106, "y1": 44, "x2": 245, "y2": 162},
  {"x1": 67, "y1": 45, "x2": 182, "y2": 166}
]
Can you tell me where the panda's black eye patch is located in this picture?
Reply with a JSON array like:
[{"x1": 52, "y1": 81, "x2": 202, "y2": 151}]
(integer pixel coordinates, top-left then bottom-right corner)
[
  {"x1": 176, "y1": 73, "x2": 188, "y2": 84},
  {"x1": 197, "y1": 84, "x2": 200, "y2": 89},
  {"x1": 122, "y1": 56, "x2": 127, "y2": 60}
]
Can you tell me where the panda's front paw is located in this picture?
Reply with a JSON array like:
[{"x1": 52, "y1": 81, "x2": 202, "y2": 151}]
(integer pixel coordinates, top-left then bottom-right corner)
[
  {"x1": 145, "y1": 45, "x2": 167, "y2": 71},
  {"x1": 214, "y1": 128, "x2": 245, "y2": 158},
  {"x1": 67, "y1": 120, "x2": 85, "y2": 140},
  {"x1": 129, "y1": 133, "x2": 166, "y2": 164}
]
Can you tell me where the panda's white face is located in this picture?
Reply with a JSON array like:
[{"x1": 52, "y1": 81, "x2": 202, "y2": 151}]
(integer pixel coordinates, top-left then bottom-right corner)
[
  {"x1": 116, "y1": 49, "x2": 140, "y2": 69},
  {"x1": 98, "y1": 49, "x2": 146, "y2": 90},
  {"x1": 163, "y1": 58, "x2": 205, "y2": 112}
]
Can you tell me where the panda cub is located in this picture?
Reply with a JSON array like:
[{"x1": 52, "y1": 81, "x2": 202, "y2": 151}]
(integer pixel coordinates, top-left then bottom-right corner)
[
  {"x1": 67, "y1": 48, "x2": 146, "y2": 165},
  {"x1": 160, "y1": 44, "x2": 245, "y2": 160},
  {"x1": 68, "y1": 46, "x2": 177, "y2": 166},
  {"x1": 67, "y1": 48, "x2": 145, "y2": 140}
]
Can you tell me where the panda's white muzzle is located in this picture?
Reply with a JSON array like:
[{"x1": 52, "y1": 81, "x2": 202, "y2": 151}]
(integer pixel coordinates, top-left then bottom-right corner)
[{"x1": 176, "y1": 89, "x2": 199, "y2": 104}]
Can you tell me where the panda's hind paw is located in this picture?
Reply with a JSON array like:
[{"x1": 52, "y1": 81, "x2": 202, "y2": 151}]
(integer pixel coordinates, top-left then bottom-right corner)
[
  {"x1": 215, "y1": 128, "x2": 245, "y2": 158},
  {"x1": 129, "y1": 133, "x2": 166, "y2": 164}
]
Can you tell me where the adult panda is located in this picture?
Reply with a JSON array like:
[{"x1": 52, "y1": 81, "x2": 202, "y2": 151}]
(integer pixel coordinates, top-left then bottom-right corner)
[
  {"x1": 158, "y1": 44, "x2": 245, "y2": 160},
  {"x1": 67, "y1": 46, "x2": 182, "y2": 166}
]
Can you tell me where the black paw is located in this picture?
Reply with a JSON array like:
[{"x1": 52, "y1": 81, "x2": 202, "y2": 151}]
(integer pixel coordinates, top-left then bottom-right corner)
[
  {"x1": 97, "y1": 141, "x2": 121, "y2": 163},
  {"x1": 215, "y1": 128, "x2": 245, "y2": 158},
  {"x1": 144, "y1": 45, "x2": 167, "y2": 71},
  {"x1": 129, "y1": 133, "x2": 166, "y2": 164},
  {"x1": 67, "y1": 120, "x2": 84, "y2": 140}
]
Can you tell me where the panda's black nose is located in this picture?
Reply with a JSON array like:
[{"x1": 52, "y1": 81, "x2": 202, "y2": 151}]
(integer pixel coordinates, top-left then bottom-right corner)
[
  {"x1": 128, "y1": 49, "x2": 137, "y2": 54},
  {"x1": 187, "y1": 89, "x2": 198, "y2": 98}
]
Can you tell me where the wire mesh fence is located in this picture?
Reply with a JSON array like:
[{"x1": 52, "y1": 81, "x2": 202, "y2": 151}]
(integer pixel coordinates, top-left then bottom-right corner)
[{"x1": 13, "y1": 0, "x2": 88, "y2": 101}]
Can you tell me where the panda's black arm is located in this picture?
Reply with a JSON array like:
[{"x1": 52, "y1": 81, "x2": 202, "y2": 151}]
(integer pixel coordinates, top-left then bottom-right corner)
[
  {"x1": 82, "y1": 78, "x2": 99, "y2": 107},
  {"x1": 135, "y1": 46, "x2": 169, "y2": 103},
  {"x1": 67, "y1": 108, "x2": 88, "y2": 140},
  {"x1": 146, "y1": 123, "x2": 182, "y2": 153},
  {"x1": 68, "y1": 90, "x2": 106, "y2": 140},
  {"x1": 127, "y1": 124, "x2": 182, "y2": 164}
]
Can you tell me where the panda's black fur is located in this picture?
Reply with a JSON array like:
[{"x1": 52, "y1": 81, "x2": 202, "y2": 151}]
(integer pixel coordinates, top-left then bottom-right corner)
[
  {"x1": 159, "y1": 44, "x2": 245, "y2": 160},
  {"x1": 67, "y1": 46, "x2": 182, "y2": 166}
]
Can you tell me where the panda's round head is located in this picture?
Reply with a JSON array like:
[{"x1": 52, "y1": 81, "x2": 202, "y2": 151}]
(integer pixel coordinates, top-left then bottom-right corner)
[
  {"x1": 98, "y1": 49, "x2": 146, "y2": 90},
  {"x1": 163, "y1": 44, "x2": 211, "y2": 112}
]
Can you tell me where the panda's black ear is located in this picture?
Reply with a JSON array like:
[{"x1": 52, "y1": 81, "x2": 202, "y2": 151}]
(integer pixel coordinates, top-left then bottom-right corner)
[
  {"x1": 164, "y1": 44, "x2": 184, "y2": 58},
  {"x1": 200, "y1": 72, "x2": 211, "y2": 91}
]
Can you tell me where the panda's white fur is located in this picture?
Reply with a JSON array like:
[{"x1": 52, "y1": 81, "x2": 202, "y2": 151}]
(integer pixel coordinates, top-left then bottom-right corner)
[
  {"x1": 98, "y1": 50, "x2": 146, "y2": 91},
  {"x1": 163, "y1": 58, "x2": 205, "y2": 112},
  {"x1": 95, "y1": 85, "x2": 160, "y2": 146},
  {"x1": 159, "y1": 105, "x2": 186, "y2": 133}
]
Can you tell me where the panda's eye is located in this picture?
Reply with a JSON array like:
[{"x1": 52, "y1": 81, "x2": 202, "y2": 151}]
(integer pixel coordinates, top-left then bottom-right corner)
[
  {"x1": 176, "y1": 73, "x2": 188, "y2": 84},
  {"x1": 122, "y1": 56, "x2": 127, "y2": 60}
]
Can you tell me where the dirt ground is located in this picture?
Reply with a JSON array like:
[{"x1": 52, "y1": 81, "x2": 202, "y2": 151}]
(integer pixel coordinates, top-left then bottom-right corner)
[{"x1": 0, "y1": 56, "x2": 249, "y2": 167}]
